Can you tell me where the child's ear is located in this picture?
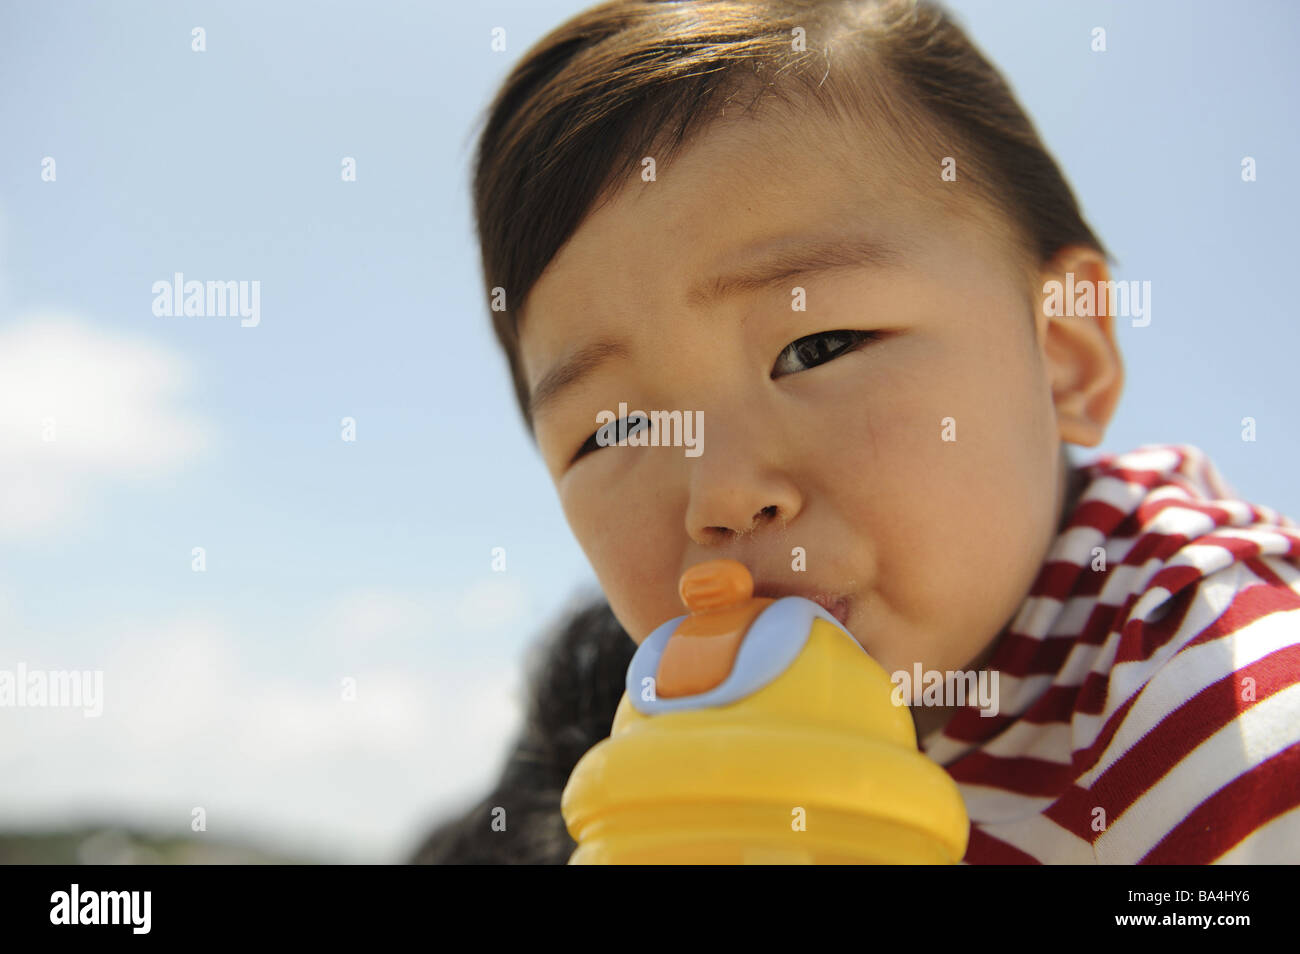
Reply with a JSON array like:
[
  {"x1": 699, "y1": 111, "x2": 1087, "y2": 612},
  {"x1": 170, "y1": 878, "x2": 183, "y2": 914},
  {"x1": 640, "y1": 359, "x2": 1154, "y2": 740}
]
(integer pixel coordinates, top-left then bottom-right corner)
[{"x1": 1036, "y1": 245, "x2": 1125, "y2": 448}]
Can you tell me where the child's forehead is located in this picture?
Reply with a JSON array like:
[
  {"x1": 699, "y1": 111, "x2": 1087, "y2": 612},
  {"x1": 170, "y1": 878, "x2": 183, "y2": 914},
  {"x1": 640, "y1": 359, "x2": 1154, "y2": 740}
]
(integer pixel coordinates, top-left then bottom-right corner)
[
  {"x1": 636, "y1": 108, "x2": 936, "y2": 221},
  {"x1": 530, "y1": 114, "x2": 947, "y2": 299},
  {"x1": 515, "y1": 106, "x2": 1039, "y2": 408},
  {"x1": 523, "y1": 114, "x2": 1011, "y2": 332}
]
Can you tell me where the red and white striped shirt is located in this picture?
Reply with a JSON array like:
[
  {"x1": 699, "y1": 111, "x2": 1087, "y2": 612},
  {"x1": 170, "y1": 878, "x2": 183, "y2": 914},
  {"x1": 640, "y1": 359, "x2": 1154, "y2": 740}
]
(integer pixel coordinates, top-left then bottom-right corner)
[{"x1": 921, "y1": 444, "x2": 1300, "y2": 864}]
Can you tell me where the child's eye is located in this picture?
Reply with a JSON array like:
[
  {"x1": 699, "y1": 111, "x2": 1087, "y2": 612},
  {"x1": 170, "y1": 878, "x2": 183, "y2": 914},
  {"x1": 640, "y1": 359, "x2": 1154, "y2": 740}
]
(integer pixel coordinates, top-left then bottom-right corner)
[
  {"x1": 772, "y1": 329, "x2": 879, "y2": 377},
  {"x1": 571, "y1": 413, "x2": 650, "y2": 463},
  {"x1": 567, "y1": 331, "x2": 878, "y2": 464}
]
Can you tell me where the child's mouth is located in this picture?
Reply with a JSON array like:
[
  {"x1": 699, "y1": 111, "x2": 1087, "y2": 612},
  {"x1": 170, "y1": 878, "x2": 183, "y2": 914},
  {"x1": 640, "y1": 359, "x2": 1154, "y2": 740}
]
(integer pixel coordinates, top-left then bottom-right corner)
[
  {"x1": 751, "y1": 583, "x2": 854, "y2": 631},
  {"x1": 818, "y1": 596, "x2": 852, "y2": 630}
]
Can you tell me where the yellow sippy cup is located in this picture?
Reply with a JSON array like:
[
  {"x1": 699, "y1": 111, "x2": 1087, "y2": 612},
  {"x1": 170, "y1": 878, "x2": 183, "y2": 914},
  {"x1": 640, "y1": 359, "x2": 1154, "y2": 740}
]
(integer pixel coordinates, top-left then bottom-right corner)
[{"x1": 560, "y1": 558, "x2": 970, "y2": 864}]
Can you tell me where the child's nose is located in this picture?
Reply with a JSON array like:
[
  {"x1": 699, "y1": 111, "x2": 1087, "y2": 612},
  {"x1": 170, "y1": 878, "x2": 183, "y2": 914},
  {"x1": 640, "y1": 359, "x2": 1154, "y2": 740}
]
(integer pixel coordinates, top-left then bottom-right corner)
[{"x1": 683, "y1": 466, "x2": 802, "y2": 543}]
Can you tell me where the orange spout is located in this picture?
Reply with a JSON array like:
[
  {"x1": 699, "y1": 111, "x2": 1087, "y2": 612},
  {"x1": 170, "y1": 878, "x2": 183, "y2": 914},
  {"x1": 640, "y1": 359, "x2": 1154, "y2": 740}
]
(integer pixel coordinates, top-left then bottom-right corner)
[{"x1": 654, "y1": 559, "x2": 774, "y2": 698}]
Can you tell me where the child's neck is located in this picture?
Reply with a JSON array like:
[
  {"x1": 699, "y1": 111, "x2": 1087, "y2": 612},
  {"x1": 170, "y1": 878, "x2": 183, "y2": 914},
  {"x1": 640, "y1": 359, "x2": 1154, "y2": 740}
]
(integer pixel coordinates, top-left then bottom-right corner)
[{"x1": 911, "y1": 633, "x2": 1003, "y2": 745}]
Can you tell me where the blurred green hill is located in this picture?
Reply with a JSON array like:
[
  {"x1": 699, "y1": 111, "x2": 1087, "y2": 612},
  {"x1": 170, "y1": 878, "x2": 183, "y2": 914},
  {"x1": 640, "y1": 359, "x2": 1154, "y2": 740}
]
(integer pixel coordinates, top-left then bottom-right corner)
[{"x1": 0, "y1": 826, "x2": 332, "y2": 864}]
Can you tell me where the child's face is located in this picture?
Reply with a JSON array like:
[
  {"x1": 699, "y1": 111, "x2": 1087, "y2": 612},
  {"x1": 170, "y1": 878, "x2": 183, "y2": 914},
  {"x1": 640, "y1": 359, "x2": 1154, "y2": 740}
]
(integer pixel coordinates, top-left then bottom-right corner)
[{"x1": 518, "y1": 111, "x2": 1112, "y2": 677}]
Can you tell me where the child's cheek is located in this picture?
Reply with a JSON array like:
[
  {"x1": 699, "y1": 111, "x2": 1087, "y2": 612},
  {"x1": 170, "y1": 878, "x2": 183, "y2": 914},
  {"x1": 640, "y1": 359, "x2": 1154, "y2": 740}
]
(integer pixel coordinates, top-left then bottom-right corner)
[{"x1": 560, "y1": 477, "x2": 683, "y2": 643}]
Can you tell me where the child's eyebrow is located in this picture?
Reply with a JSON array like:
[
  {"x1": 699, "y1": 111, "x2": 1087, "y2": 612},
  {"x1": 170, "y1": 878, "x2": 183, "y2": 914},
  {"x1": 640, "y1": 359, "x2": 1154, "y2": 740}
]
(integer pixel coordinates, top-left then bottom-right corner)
[
  {"x1": 684, "y1": 232, "x2": 904, "y2": 308},
  {"x1": 530, "y1": 338, "x2": 632, "y2": 421},
  {"x1": 529, "y1": 232, "x2": 903, "y2": 420}
]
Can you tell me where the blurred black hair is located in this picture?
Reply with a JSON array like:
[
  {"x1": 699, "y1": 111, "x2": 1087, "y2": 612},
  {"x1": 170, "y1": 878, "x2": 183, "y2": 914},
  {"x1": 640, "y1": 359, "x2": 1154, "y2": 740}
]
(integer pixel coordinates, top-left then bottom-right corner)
[{"x1": 408, "y1": 598, "x2": 634, "y2": 864}]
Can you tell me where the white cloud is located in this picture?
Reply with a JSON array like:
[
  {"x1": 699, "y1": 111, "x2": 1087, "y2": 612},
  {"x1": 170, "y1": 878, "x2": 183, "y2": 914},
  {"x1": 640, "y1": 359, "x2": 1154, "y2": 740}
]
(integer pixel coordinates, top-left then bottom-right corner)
[
  {"x1": 319, "y1": 586, "x2": 434, "y2": 654},
  {"x1": 0, "y1": 602, "x2": 529, "y2": 863},
  {"x1": 453, "y1": 576, "x2": 532, "y2": 632},
  {"x1": 315, "y1": 580, "x2": 535, "y2": 661},
  {"x1": 0, "y1": 314, "x2": 212, "y2": 537}
]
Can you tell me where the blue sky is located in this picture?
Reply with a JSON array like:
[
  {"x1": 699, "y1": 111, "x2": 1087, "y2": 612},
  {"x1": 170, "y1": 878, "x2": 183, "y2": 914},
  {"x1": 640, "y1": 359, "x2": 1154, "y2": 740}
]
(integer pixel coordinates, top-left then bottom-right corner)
[{"x1": 1, "y1": 0, "x2": 1296, "y2": 861}]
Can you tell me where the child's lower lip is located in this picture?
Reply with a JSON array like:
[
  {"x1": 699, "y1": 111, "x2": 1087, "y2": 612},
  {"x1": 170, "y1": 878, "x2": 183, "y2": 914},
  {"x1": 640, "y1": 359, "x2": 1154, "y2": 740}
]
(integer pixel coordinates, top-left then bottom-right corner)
[{"x1": 815, "y1": 596, "x2": 852, "y2": 629}]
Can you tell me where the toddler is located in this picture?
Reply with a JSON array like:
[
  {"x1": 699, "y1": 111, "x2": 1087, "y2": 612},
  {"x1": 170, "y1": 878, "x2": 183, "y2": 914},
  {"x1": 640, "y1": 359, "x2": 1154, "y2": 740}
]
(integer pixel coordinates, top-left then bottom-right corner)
[{"x1": 418, "y1": 0, "x2": 1300, "y2": 864}]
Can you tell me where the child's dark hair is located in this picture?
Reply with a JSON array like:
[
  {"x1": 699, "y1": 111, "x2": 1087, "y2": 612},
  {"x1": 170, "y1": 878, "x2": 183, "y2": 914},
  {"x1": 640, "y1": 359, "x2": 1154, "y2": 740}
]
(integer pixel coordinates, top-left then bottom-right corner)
[{"x1": 471, "y1": 0, "x2": 1109, "y2": 434}]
